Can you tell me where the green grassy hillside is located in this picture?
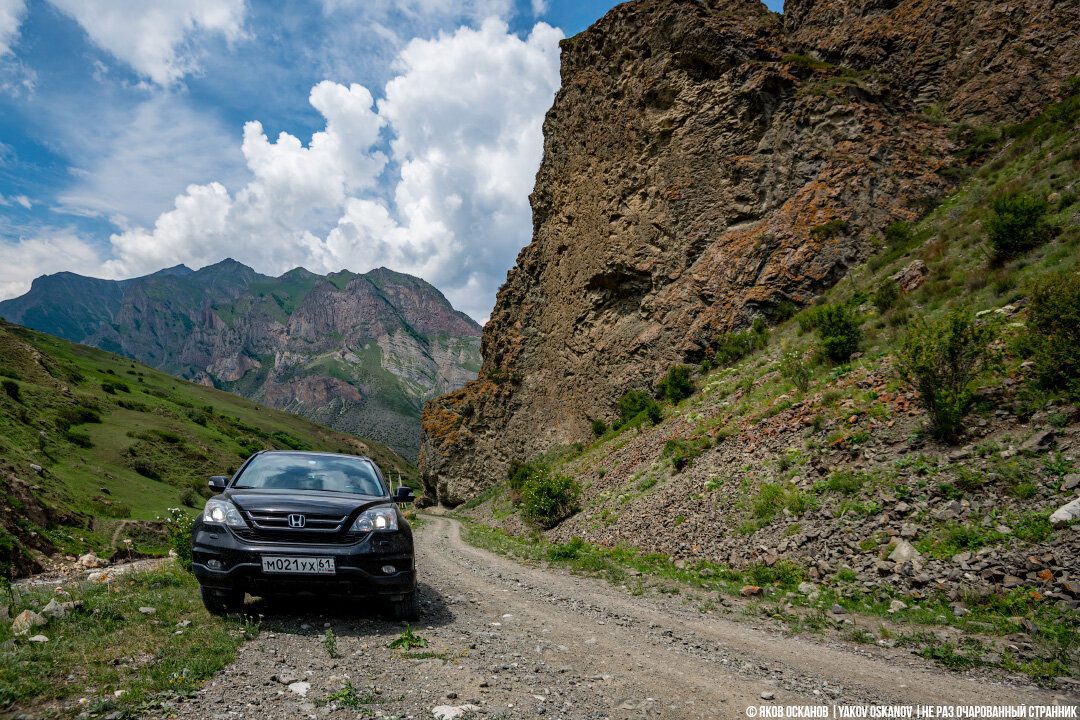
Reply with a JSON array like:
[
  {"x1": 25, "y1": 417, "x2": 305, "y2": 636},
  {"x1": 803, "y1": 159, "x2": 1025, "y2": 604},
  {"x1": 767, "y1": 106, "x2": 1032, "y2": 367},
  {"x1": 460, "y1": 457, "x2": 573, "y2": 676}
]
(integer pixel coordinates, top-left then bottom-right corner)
[
  {"x1": 457, "y1": 83, "x2": 1080, "y2": 682},
  {"x1": 0, "y1": 321, "x2": 417, "y2": 577}
]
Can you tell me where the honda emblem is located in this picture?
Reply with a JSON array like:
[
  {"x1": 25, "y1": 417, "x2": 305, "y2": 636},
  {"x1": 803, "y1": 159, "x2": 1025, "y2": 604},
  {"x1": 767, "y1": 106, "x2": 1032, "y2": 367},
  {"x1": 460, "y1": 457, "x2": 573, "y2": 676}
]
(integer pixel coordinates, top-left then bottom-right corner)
[{"x1": 287, "y1": 514, "x2": 306, "y2": 528}]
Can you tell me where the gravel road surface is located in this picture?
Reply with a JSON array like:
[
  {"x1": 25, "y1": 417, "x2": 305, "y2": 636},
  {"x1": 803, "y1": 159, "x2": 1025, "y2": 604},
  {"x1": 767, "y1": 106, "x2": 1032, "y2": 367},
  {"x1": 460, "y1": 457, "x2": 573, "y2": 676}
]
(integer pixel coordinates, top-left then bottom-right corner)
[{"x1": 165, "y1": 515, "x2": 1077, "y2": 720}]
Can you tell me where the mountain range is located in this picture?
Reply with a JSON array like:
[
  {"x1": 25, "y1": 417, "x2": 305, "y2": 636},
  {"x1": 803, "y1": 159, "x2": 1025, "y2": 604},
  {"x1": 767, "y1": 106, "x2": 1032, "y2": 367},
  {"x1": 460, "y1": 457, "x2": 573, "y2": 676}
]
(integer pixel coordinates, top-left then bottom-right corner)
[{"x1": 0, "y1": 259, "x2": 482, "y2": 459}]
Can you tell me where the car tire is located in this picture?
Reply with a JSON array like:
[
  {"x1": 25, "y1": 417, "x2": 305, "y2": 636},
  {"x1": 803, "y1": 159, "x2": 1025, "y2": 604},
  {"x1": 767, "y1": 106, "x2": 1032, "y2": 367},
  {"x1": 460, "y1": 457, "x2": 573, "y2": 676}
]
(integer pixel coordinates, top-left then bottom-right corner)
[
  {"x1": 200, "y1": 585, "x2": 244, "y2": 615},
  {"x1": 391, "y1": 590, "x2": 420, "y2": 621}
]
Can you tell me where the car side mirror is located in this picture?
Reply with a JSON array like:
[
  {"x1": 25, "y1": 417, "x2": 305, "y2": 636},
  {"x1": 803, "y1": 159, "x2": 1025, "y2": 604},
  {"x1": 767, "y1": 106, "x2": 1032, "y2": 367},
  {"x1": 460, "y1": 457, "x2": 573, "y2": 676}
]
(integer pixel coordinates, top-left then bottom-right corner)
[
  {"x1": 208, "y1": 476, "x2": 229, "y2": 493},
  {"x1": 393, "y1": 486, "x2": 415, "y2": 503}
]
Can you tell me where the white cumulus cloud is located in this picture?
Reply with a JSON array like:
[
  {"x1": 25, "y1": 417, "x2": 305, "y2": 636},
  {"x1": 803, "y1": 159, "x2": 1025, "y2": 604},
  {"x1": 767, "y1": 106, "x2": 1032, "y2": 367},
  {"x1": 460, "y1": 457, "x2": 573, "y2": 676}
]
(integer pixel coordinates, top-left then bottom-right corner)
[
  {"x1": 0, "y1": 232, "x2": 107, "y2": 300},
  {"x1": 0, "y1": 0, "x2": 25, "y2": 56},
  {"x1": 46, "y1": 0, "x2": 247, "y2": 85},
  {"x1": 104, "y1": 19, "x2": 562, "y2": 322}
]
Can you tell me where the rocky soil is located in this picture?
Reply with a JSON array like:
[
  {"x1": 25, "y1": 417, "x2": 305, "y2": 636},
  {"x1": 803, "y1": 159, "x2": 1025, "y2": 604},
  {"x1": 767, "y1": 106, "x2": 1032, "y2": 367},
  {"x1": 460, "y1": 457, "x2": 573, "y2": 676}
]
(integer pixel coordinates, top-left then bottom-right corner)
[
  {"x1": 151, "y1": 516, "x2": 1074, "y2": 720},
  {"x1": 420, "y1": 0, "x2": 1080, "y2": 503}
]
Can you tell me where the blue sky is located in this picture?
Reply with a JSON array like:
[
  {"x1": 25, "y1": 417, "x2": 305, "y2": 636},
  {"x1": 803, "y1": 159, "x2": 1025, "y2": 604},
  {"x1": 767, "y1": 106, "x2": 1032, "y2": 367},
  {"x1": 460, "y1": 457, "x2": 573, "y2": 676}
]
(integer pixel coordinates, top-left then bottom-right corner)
[{"x1": 0, "y1": 0, "x2": 782, "y2": 321}]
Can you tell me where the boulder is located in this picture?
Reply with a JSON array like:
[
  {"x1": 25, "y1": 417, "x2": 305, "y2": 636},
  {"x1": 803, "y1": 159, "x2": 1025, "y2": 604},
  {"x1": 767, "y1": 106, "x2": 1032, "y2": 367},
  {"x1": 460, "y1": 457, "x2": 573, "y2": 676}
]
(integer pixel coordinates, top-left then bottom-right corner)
[
  {"x1": 12, "y1": 610, "x2": 46, "y2": 635},
  {"x1": 888, "y1": 539, "x2": 921, "y2": 564},
  {"x1": 890, "y1": 260, "x2": 928, "y2": 292},
  {"x1": 1021, "y1": 430, "x2": 1055, "y2": 453},
  {"x1": 42, "y1": 599, "x2": 79, "y2": 620},
  {"x1": 1050, "y1": 498, "x2": 1080, "y2": 528},
  {"x1": 77, "y1": 552, "x2": 108, "y2": 569}
]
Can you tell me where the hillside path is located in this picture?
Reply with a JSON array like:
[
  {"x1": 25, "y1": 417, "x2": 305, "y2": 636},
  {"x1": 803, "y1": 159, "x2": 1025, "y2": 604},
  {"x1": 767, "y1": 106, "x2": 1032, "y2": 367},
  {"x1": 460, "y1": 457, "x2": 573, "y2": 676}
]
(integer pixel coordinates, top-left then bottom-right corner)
[{"x1": 167, "y1": 515, "x2": 1076, "y2": 720}]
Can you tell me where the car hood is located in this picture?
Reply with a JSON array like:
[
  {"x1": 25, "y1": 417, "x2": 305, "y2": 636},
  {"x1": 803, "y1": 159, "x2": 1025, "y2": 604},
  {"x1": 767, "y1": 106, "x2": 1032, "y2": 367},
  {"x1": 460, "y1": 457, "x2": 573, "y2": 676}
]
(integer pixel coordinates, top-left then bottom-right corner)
[{"x1": 224, "y1": 489, "x2": 388, "y2": 518}]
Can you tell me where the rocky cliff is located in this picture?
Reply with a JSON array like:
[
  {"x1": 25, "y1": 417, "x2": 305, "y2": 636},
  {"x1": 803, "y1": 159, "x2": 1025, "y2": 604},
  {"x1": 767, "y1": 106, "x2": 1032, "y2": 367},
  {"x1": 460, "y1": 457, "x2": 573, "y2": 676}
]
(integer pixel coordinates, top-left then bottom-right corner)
[
  {"x1": 420, "y1": 0, "x2": 1080, "y2": 504},
  {"x1": 1, "y1": 261, "x2": 481, "y2": 459}
]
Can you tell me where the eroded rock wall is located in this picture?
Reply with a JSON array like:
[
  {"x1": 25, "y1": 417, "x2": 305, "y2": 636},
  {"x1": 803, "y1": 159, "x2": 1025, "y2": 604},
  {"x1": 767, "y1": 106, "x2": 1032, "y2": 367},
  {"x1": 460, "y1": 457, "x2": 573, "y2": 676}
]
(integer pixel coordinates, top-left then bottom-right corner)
[{"x1": 420, "y1": 0, "x2": 1080, "y2": 504}]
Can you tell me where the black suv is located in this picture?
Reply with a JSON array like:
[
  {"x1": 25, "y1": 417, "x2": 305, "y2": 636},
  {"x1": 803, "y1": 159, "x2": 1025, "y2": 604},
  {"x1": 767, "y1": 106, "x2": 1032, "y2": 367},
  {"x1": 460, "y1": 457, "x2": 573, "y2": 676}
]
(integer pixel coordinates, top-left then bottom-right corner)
[{"x1": 191, "y1": 451, "x2": 418, "y2": 619}]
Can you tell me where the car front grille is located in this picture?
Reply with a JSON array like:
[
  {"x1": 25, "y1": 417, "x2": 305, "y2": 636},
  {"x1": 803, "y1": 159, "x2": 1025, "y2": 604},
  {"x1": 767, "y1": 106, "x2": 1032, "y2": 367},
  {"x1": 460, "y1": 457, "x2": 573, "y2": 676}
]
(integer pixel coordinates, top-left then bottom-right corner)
[{"x1": 234, "y1": 510, "x2": 360, "y2": 544}]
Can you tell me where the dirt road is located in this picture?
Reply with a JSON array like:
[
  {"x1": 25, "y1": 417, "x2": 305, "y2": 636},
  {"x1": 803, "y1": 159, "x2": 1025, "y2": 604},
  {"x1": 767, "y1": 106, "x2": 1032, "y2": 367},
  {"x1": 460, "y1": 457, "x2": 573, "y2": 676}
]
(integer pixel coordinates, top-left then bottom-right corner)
[{"x1": 169, "y1": 515, "x2": 1077, "y2": 719}]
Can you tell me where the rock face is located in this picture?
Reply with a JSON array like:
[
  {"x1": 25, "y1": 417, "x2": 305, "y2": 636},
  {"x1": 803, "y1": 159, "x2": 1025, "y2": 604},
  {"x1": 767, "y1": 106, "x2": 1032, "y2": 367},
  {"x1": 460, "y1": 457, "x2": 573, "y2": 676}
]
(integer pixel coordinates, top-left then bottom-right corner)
[
  {"x1": 420, "y1": 0, "x2": 1080, "y2": 504},
  {"x1": 0, "y1": 261, "x2": 481, "y2": 460}
]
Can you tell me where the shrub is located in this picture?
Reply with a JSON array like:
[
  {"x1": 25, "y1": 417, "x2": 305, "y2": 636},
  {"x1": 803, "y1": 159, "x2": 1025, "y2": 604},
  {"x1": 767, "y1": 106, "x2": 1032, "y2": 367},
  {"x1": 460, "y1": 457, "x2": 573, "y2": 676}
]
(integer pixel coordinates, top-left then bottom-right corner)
[
  {"x1": 64, "y1": 429, "x2": 93, "y2": 448},
  {"x1": 548, "y1": 536, "x2": 585, "y2": 561},
  {"x1": 133, "y1": 458, "x2": 162, "y2": 480},
  {"x1": 590, "y1": 418, "x2": 607, "y2": 437},
  {"x1": 714, "y1": 318, "x2": 769, "y2": 365},
  {"x1": 883, "y1": 221, "x2": 912, "y2": 249},
  {"x1": 817, "y1": 470, "x2": 865, "y2": 495},
  {"x1": 519, "y1": 472, "x2": 581, "y2": 529},
  {"x1": 657, "y1": 365, "x2": 694, "y2": 403},
  {"x1": 1, "y1": 379, "x2": 19, "y2": 402},
  {"x1": 897, "y1": 307, "x2": 997, "y2": 441},
  {"x1": 809, "y1": 218, "x2": 849, "y2": 240},
  {"x1": 779, "y1": 348, "x2": 812, "y2": 391},
  {"x1": 101, "y1": 381, "x2": 129, "y2": 394},
  {"x1": 985, "y1": 192, "x2": 1052, "y2": 264},
  {"x1": 815, "y1": 305, "x2": 862, "y2": 363},
  {"x1": 615, "y1": 390, "x2": 662, "y2": 428},
  {"x1": 872, "y1": 279, "x2": 900, "y2": 311},
  {"x1": 662, "y1": 436, "x2": 711, "y2": 471},
  {"x1": 507, "y1": 459, "x2": 546, "y2": 490},
  {"x1": 179, "y1": 488, "x2": 198, "y2": 508},
  {"x1": 56, "y1": 406, "x2": 101, "y2": 429},
  {"x1": 1026, "y1": 271, "x2": 1080, "y2": 397},
  {"x1": 160, "y1": 507, "x2": 193, "y2": 569}
]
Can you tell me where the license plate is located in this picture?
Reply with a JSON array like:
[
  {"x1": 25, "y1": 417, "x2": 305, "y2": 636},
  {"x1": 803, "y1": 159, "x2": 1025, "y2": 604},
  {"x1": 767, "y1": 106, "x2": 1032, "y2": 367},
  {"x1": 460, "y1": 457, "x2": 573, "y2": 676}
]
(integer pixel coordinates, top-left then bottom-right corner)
[{"x1": 261, "y1": 556, "x2": 335, "y2": 575}]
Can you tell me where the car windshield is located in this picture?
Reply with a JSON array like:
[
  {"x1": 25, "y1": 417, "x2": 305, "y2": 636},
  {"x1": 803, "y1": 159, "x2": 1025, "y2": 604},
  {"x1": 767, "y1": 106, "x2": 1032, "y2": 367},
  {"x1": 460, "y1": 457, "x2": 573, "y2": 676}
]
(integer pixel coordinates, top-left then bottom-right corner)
[{"x1": 232, "y1": 454, "x2": 385, "y2": 495}]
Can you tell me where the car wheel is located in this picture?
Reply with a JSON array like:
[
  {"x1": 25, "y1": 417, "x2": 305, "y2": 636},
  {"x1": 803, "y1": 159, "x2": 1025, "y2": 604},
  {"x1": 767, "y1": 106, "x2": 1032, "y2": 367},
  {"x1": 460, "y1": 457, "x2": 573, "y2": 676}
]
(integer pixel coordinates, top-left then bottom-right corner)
[
  {"x1": 391, "y1": 590, "x2": 419, "y2": 621},
  {"x1": 200, "y1": 585, "x2": 244, "y2": 615}
]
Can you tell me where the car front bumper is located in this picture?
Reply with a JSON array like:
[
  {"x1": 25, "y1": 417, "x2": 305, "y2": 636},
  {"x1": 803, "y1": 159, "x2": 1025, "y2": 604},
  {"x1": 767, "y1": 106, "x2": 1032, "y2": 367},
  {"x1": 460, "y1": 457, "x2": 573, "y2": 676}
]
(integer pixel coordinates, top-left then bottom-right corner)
[{"x1": 192, "y1": 524, "x2": 416, "y2": 599}]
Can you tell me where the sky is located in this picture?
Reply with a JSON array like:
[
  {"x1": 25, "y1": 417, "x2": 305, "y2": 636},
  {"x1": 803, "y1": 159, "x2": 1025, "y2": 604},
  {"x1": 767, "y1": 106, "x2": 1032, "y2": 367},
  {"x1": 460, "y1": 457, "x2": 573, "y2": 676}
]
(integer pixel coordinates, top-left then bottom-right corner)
[{"x1": 0, "y1": 0, "x2": 783, "y2": 323}]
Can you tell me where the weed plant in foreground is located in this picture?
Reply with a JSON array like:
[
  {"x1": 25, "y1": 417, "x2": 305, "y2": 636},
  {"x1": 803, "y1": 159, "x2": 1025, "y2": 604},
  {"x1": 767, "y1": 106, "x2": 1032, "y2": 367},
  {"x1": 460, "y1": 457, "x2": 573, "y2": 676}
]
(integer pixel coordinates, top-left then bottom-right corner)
[{"x1": 0, "y1": 561, "x2": 253, "y2": 716}]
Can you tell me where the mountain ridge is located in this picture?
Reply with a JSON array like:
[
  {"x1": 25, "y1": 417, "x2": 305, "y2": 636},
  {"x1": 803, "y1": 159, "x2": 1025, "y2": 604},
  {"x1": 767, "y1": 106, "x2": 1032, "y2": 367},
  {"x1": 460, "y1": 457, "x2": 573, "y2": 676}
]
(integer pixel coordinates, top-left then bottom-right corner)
[{"x1": 0, "y1": 260, "x2": 481, "y2": 460}]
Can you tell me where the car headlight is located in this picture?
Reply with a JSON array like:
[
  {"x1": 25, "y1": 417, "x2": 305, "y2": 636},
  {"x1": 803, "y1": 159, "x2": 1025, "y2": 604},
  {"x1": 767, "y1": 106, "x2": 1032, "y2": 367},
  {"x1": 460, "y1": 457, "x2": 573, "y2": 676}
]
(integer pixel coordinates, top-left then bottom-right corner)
[
  {"x1": 351, "y1": 506, "x2": 398, "y2": 532},
  {"x1": 203, "y1": 498, "x2": 245, "y2": 527}
]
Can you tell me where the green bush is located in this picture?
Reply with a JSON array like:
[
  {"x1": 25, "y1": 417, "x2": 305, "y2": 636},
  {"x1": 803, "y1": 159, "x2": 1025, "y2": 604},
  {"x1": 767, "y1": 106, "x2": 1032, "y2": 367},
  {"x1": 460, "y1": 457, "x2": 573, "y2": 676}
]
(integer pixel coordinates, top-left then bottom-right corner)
[
  {"x1": 883, "y1": 221, "x2": 912, "y2": 249},
  {"x1": 519, "y1": 472, "x2": 581, "y2": 529},
  {"x1": 56, "y1": 406, "x2": 101, "y2": 429},
  {"x1": 657, "y1": 365, "x2": 694, "y2": 403},
  {"x1": 507, "y1": 459, "x2": 546, "y2": 490},
  {"x1": 64, "y1": 429, "x2": 93, "y2": 448},
  {"x1": 817, "y1": 470, "x2": 865, "y2": 495},
  {"x1": 590, "y1": 418, "x2": 607, "y2": 437},
  {"x1": 779, "y1": 348, "x2": 812, "y2": 391},
  {"x1": 101, "y1": 381, "x2": 129, "y2": 394},
  {"x1": 160, "y1": 507, "x2": 193, "y2": 569},
  {"x1": 872, "y1": 279, "x2": 900, "y2": 311},
  {"x1": 615, "y1": 390, "x2": 662, "y2": 428},
  {"x1": 714, "y1": 318, "x2": 769, "y2": 365},
  {"x1": 661, "y1": 436, "x2": 711, "y2": 471},
  {"x1": 897, "y1": 307, "x2": 997, "y2": 441},
  {"x1": 985, "y1": 192, "x2": 1052, "y2": 264},
  {"x1": 548, "y1": 536, "x2": 585, "y2": 561},
  {"x1": 1, "y1": 379, "x2": 19, "y2": 402},
  {"x1": 815, "y1": 305, "x2": 862, "y2": 363},
  {"x1": 809, "y1": 218, "x2": 849, "y2": 240},
  {"x1": 1026, "y1": 271, "x2": 1080, "y2": 396},
  {"x1": 133, "y1": 458, "x2": 162, "y2": 480}
]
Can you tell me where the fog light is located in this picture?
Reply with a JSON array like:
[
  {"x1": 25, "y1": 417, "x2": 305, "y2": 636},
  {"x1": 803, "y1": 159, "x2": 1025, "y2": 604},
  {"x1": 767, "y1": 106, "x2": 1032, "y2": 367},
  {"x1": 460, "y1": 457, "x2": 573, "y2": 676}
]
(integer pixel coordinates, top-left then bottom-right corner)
[
  {"x1": 207, "y1": 559, "x2": 223, "y2": 570},
  {"x1": 381, "y1": 565, "x2": 396, "y2": 574}
]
